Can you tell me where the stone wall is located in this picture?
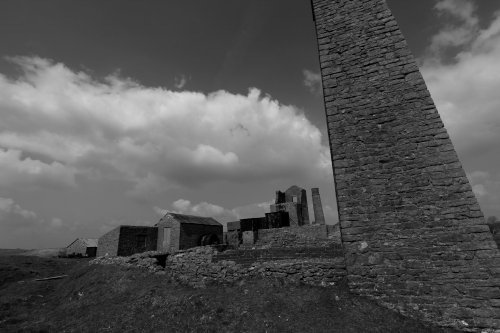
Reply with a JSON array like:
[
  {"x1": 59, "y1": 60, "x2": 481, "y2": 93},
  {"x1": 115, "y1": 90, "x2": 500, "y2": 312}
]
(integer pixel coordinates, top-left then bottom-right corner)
[
  {"x1": 92, "y1": 246, "x2": 347, "y2": 288},
  {"x1": 214, "y1": 246, "x2": 344, "y2": 266},
  {"x1": 284, "y1": 185, "x2": 310, "y2": 225},
  {"x1": 179, "y1": 223, "x2": 223, "y2": 250},
  {"x1": 312, "y1": 0, "x2": 500, "y2": 331},
  {"x1": 256, "y1": 225, "x2": 341, "y2": 248},
  {"x1": 97, "y1": 226, "x2": 121, "y2": 257},
  {"x1": 227, "y1": 230, "x2": 240, "y2": 248},
  {"x1": 265, "y1": 211, "x2": 290, "y2": 228},
  {"x1": 271, "y1": 202, "x2": 301, "y2": 227},
  {"x1": 167, "y1": 247, "x2": 346, "y2": 288},
  {"x1": 117, "y1": 226, "x2": 158, "y2": 257}
]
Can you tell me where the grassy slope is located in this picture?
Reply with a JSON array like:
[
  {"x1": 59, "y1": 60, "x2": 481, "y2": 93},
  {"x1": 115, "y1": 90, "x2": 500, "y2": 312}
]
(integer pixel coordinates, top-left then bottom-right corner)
[{"x1": 0, "y1": 255, "x2": 462, "y2": 333}]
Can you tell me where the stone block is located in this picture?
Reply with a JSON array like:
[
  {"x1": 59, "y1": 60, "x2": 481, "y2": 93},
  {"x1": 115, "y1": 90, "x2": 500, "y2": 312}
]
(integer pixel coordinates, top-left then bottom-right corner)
[{"x1": 242, "y1": 231, "x2": 256, "y2": 245}]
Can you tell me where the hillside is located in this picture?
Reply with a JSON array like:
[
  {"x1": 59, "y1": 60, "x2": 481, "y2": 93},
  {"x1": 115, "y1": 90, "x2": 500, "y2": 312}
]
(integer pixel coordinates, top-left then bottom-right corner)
[{"x1": 0, "y1": 254, "x2": 464, "y2": 333}]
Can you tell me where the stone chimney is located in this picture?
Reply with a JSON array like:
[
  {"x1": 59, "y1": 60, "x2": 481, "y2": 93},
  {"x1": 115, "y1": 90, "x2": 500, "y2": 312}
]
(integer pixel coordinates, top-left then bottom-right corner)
[{"x1": 311, "y1": 188, "x2": 325, "y2": 225}]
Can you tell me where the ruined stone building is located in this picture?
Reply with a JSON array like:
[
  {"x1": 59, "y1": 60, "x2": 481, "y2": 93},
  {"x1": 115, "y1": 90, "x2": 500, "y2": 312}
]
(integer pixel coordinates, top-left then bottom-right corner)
[
  {"x1": 66, "y1": 238, "x2": 98, "y2": 257},
  {"x1": 97, "y1": 226, "x2": 158, "y2": 257},
  {"x1": 270, "y1": 185, "x2": 310, "y2": 226},
  {"x1": 225, "y1": 185, "x2": 332, "y2": 248},
  {"x1": 270, "y1": 185, "x2": 328, "y2": 226},
  {"x1": 96, "y1": 213, "x2": 223, "y2": 256},
  {"x1": 156, "y1": 213, "x2": 223, "y2": 252}
]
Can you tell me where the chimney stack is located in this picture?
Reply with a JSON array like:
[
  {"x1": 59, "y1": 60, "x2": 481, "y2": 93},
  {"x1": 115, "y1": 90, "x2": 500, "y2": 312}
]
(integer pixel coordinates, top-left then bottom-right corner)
[{"x1": 311, "y1": 188, "x2": 325, "y2": 225}]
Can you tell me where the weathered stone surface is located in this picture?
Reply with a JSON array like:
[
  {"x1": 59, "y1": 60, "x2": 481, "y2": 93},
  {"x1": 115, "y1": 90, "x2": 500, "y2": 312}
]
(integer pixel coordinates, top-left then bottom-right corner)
[
  {"x1": 166, "y1": 247, "x2": 346, "y2": 288},
  {"x1": 93, "y1": 246, "x2": 347, "y2": 289},
  {"x1": 156, "y1": 213, "x2": 223, "y2": 252},
  {"x1": 311, "y1": 0, "x2": 500, "y2": 331},
  {"x1": 97, "y1": 226, "x2": 158, "y2": 257},
  {"x1": 271, "y1": 202, "x2": 302, "y2": 227},
  {"x1": 91, "y1": 250, "x2": 164, "y2": 272},
  {"x1": 214, "y1": 246, "x2": 344, "y2": 266},
  {"x1": 242, "y1": 230, "x2": 256, "y2": 245},
  {"x1": 312, "y1": 188, "x2": 326, "y2": 225},
  {"x1": 256, "y1": 225, "x2": 341, "y2": 248}
]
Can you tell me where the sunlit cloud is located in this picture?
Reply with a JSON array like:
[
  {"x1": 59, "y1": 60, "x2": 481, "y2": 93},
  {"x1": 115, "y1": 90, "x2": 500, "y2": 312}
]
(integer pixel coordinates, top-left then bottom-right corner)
[
  {"x1": 0, "y1": 56, "x2": 332, "y2": 197},
  {"x1": 302, "y1": 69, "x2": 322, "y2": 95}
]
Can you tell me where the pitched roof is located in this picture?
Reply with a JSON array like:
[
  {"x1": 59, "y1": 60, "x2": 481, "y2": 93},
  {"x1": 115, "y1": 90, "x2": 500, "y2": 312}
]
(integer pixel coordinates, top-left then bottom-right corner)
[
  {"x1": 285, "y1": 185, "x2": 305, "y2": 194},
  {"x1": 84, "y1": 238, "x2": 98, "y2": 247},
  {"x1": 67, "y1": 238, "x2": 98, "y2": 248},
  {"x1": 158, "y1": 212, "x2": 222, "y2": 227}
]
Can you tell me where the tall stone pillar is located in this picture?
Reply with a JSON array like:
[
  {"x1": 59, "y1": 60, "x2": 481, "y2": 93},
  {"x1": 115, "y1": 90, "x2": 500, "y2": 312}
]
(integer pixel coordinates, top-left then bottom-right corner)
[
  {"x1": 311, "y1": 0, "x2": 500, "y2": 331},
  {"x1": 311, "y1": 188, "x2": 326, "y2": 225}
]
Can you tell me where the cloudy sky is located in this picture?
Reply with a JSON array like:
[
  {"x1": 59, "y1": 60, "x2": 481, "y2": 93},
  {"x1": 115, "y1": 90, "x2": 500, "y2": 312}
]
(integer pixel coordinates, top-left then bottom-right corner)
[{"x1": 0, "y1": 0, "x2": 499, "y2": 249}]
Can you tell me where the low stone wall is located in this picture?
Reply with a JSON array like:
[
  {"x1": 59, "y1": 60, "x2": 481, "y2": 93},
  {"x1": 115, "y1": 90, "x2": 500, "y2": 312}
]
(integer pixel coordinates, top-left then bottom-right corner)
[
  {"x1": 166, "y1": 247, "x2": 346, "y2": 288},
  {"x1": 256, "y1": 224, "x2": 341, "y2": 248},
  {"x1": 91, "y1": 246, "x2": 347, "y2": 289},
  {"x1": 214, "y1": 246, "x2": 343, "y2": 266}
]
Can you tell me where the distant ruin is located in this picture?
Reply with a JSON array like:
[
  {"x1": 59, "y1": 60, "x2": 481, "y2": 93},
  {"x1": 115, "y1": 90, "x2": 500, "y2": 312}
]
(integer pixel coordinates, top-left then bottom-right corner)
[
  {"x1": 311, "y1": 0, "x2": 500, "y2": 330},
  {"x1": 271, "y1": 185, "x2": 310, "y2": 226},
  {"x1": 311, "y1": 187, "x2": 326, "y2": 225},
  {"x1": 97, "y1": 214, "x2": 223, "y2": 257},
  {"x1": 65, "y1": 238, "x2": 98, "y2": 257},
  {"x1": 225, "y1": 185, "x2": 338, "y2": 248}
]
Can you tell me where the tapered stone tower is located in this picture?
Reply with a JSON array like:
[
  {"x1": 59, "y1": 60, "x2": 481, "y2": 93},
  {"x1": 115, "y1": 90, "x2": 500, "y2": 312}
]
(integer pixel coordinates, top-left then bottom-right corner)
[
  {"x1": 311, "y1": 188, "x2": 326, "y2": 225},
  {"x1": 311, "y1": 0, "x2": 500, "y2": 330}
]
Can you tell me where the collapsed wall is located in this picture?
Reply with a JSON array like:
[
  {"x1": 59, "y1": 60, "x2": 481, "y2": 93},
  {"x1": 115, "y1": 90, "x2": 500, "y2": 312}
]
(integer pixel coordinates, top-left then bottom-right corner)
[{"x1": 311, "y1": 0, "x2": 500, "y2": 330}]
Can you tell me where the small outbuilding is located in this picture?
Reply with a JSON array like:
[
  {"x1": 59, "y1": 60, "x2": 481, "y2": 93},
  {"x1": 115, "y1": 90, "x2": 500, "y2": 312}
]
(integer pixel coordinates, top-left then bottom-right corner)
[
  {"x1": 66, "y1": 238, "x2": 98, "y2": 257},
  {"x1": 96, "y1": 226, "x2": 158, "y2": 257},
  {"x1": 156, "y1": 213, "x2": 223, "y2": 252}
]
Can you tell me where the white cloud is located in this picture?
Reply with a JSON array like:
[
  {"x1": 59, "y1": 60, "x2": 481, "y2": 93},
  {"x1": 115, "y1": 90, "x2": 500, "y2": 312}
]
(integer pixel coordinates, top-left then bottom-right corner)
[
  {"x1": 156, "y1": 198, "x2": 278, "y2": 226},
  {"x1": 0, "y1": 56, "x2": 331, "y2": 197},
  {"x1": 0, "y1": 148, "x2": 77, "y2": 189},
  {"x1": 50, "y1": 217, "x2": 63, "y2": 228},
  {"x1": 174, "y1": 75, "x2": 188, "y2": 89},
  {"x1": 472, "y1": 184, "x2": 487, "y2": 198},
  {"x1": 231, "y1": 200, "x2": 273, "y2": 220},
  {"x1": 302, "y1": 69, "x2": 322, "y2": 95},
  {"x1": 157, "y1": 199, "x2": 238, "y2": 224},
  {"x1": 421, "y1": 10, "x2": 500, "y2": 156},
  {"x1": 466, "y1": 170, "x2": 500, "y2": 216},
  {"x1": 0, "y1": 197, "x2": 37, "y2": 221},
  {"x1": 428, "y1": 0, "x2": 479, "y2": 58},
  {"x1": 0, "y1": 197, "x2": 70, "y2": 232},
  {"x1": 153, "y1": 206, "x2": 170, "y2": 217}
]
